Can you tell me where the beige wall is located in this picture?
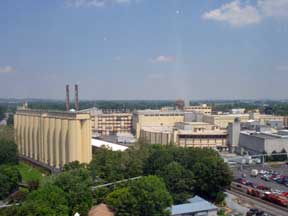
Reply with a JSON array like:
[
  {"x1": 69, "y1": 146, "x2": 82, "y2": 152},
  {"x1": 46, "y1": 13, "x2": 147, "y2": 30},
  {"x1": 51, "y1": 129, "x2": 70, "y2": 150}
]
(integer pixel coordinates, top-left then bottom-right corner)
[
  {"x1": 14, "y1": 109, "x2": 92, "y2": 168},
  {"x1": 133, "y1": 113, "x2": 184, "y2": 138},
  {"x1": 140, "y1": 128, "x2": 227, "y2": 149},
  {"x1": 93, "y1": 113, "x2": 132, "y2": 135},
  {"x1": 184, "y1": 105, "x2": 212, "y2": 114},
  {"x1": 203, "y1": 114, "x2": 249, "y2": 129},
  {"x1": 284, "y1": 116, "x2": 288, "y2": 128}
]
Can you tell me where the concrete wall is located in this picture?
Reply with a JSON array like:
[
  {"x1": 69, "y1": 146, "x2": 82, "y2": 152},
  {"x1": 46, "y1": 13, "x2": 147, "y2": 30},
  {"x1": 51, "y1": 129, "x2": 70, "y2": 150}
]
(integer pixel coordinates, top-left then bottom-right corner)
[
  {"x1": 134, "y1": 113, "x2": 184, "y2": 138},
  {"x1": 239, "y1": 133, "x2": 265, "y2": 155},
  {"x1": 264, "y1": 139, "x2": 288, "y2": 154},
  {"x1": 140, "y1": 130, "x2": 171, "y2": 145},
  {"x1": 227, "y1": 121, "x2": 240, "y2": 152},
  {"x1": 14, "y1": 109, "x2": 92, "y2": 168},
  {"x1": 239, "y1": 133, "x2": 288, "y2": 155}
]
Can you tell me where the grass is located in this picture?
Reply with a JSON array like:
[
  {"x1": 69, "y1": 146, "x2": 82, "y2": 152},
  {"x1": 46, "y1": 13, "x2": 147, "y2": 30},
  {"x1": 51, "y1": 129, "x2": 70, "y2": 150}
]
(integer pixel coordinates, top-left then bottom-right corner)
[{"x1": 16, "y1": 162, "x2": 44, "y2": 183}]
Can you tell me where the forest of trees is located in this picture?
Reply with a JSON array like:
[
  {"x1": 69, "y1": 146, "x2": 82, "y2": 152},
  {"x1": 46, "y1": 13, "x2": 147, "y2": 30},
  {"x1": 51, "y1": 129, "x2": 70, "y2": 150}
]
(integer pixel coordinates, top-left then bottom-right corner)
[
  {"x1": 2, "y1": 99, "x2": 288, "y2": 116},
  {"x1": 0, "y1": 140, "x2": 232, "y2": 216}
]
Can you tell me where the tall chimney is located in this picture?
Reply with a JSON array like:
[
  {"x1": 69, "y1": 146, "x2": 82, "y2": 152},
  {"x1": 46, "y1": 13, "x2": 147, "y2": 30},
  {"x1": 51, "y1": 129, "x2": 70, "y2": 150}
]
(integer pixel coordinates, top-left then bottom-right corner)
[
  {"x1": 66, "y1": 84, "x2": 70, "y2": 111},
  {"x1": 74, "y1": 84, "x2": 79, "y2": 111}
]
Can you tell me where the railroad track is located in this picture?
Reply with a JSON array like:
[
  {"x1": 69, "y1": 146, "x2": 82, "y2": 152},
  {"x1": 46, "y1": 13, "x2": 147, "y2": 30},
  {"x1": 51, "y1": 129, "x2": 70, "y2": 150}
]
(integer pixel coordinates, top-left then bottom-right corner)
[{"x1": 228, "y1": 184, "x2": 288, "y2": 216}]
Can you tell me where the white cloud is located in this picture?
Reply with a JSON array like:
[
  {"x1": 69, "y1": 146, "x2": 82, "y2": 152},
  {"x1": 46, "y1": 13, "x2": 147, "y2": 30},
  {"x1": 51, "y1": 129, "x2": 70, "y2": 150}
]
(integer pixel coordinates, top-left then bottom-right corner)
[
  {"x1": 152, "y1": 55, "x2": 176, "y2": 63},
  {"x1": 202, "y1": 1, "x2": 261, "y2": 27},
  {"x1": 66, "y1": 0, "x2": 132, "y2": 7},
  {"x1": 0, "y1": 66, "x2": 15, "y2": 74},
  {"x1": 202, "y1": 0, "x2": 288, "y2": 27}
]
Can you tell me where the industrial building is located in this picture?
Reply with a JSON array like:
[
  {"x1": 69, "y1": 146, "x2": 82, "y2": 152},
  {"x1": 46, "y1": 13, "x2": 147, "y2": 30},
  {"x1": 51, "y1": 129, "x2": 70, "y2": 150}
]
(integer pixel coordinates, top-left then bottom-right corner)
[
  {"x1": 283, "y1": 116, "x2": 288, "y2": 128},
  {"x1": 202, "y1": 113, "x2": 250, "y2": 129},
  {"x1": 200, "y1": 112, "x2": 284, "y2": 129},
  {"x1": 183, "y1": 104, "x2": 212, "y2": 114},
  {"x1": 81, "y1": 107, "x2": 132, "y2": 136},
  {"x1": 133, "y1": 109, "x2": 184, "y2": 139},
  {"x1": 238, "y1": 130, "x2": 288, "y2": 155},
  {"x1": 140, "y1": 122, "x2": 227, "y2": 150},
  {"x1": 14, "y1": 109, "x2": 92, "y2": 169},
  {"x1": 14, "y1": 84, "x2": 92, "y2": 170}
]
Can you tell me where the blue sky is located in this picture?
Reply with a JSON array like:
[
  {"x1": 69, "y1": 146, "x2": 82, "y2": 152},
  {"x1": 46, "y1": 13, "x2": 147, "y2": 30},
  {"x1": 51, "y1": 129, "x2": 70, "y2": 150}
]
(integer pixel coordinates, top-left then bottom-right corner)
[{"x1": 0, "y1": 0, "x2": 288, "y2": 100}]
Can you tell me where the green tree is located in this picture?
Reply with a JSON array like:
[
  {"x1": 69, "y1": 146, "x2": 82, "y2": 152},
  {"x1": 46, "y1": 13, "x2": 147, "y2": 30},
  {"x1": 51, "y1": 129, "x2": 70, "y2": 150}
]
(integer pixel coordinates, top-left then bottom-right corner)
[
  {"x1": 54, "y1": 168, "x2": 93, "y2": 216},
  {"x1": 0, "y1": 126, "x2": 14, "y2": 142},
  {"x1": 157, "y1": 161, "x2": 195, "y2": 204},
  {"x1": 0, "y1": 138, "x2": 18, "y2": 165},
  {"x1": 0, "y1": 107, "x2": 5, "y2": 121},
  {"x1": 18, "y1": 183, "x2": 69, "y2": 216},
  {"x1": 105, "y1": 176, "x2": 172, "y2": 216},
  {"x1": 90, "y1": 149, "x2": 125, "y2": 181},
  {"x1": 191, "y1": 157, "x2": 232, "y2": 201},
  {"x1": 7, "y1": 115, "x2": 14, "y2": 126},
  {"x1": 105, "y1": 187, "x2": 136, "y2": 216},
  {"x1": 63, "y1": 161, "x2": 87, "y2": 171},
  {"x1": 270, "y1": 150, "x2": 278, "y2": 161},
  {"x1": 0, "y1": 165, "x2": 21, "y2": 200}
]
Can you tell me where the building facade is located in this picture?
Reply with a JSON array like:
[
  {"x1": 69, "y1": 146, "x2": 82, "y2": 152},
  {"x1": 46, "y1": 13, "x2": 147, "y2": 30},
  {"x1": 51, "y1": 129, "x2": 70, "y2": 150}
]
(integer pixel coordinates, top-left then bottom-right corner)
[
  {"x1": 202, "y1": 114, "x2": 250, "y2": 129},
  {"x1": 140, "y1": 122, "x2": 227, "y2": 150},
  {"x1": 183, "y1": 104, "x2": 212, "y2": 114},
  {"x1": 133, "y1": 110, "x2": 184, "y2": 138},
  {"x1": 238, "y1": 131, "x2": 288, "y2": 155},
  {"x1": 14, "y1": 109, "x2": 92, "y2": 169},
  {"x1": 81, "y1": 108, "x2": 132, "y2": 136},
  {"x1": 284, "y1": 116, "x2": 288, "y2": 128},
  {"x1": 96, "y1": 113, "x2": 132, "y2": 135}
]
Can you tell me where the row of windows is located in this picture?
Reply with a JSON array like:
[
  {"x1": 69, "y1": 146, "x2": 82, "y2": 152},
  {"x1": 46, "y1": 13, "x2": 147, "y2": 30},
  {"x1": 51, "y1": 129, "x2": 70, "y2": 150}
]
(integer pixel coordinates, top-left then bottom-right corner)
[{"x1": 178, "y1": 134, "x2": 227, "y2": 139}]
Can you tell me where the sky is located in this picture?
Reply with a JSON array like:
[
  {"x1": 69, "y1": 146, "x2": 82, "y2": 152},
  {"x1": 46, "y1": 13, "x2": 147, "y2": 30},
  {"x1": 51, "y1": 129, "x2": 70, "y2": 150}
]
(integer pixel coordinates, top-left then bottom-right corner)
[{"x1": 0, "y1": 0, "x2": 288, "y2": 100}]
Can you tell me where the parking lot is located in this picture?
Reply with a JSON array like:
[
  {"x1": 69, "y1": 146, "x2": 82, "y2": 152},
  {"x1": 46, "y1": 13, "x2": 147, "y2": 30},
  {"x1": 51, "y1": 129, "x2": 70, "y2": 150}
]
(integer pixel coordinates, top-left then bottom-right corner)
[{"x1": 232, "y1": 163, "x2": 288, "y2": 192}]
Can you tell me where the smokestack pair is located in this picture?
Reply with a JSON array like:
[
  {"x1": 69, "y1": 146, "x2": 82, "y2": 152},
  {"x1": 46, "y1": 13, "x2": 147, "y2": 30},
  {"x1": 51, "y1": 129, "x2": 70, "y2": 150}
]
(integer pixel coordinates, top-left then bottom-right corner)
[{"x1": 66, "y1": 84, "x2": 79, "y2": 111}]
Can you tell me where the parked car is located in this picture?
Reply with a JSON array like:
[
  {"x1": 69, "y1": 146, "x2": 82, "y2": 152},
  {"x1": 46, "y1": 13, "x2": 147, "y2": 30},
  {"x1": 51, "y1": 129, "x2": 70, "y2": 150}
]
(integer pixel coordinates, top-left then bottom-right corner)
[
  {"x1": 251, "y1": 169, "x2": 258, "y2": 177},
  {"x1": 261, "y1": 175, "x2": 270, "y2": 181}
]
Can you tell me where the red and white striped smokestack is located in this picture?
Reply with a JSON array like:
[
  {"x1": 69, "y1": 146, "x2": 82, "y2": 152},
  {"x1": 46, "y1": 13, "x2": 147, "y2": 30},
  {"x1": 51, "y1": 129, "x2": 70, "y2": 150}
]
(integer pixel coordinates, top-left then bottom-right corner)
[
  {"x1": 66, "y1": 84, "x2": 70, "y2": 111},
  {"x1": 74, "y1": 84, "x2": 79, "y2": 111}
]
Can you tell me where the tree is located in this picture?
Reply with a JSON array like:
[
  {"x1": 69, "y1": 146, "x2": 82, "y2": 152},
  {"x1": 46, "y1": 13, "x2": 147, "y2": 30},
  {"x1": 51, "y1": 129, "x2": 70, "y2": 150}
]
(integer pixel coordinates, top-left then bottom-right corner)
[
  {"x1": 105, "y1": 176, "x2": 172, "y2": 216},
  {"x1": 7, "y1": 115, "x2": 14, "y2": 126},
  {"x1": 0, "y1": 138, "x2": 18, "y2": 165},
  {"x1": 270, "y1": 150, "x2": 278, "y2": 161},
  {"x1": 63, "y1": 161, "x2": 87, "y2": 171},
  {"x1": 157, "y1": 161, "x2": 195, "y2": 204},
  {"x1": 54, "y1": 168, "x2": 93, "y2": 216},
  {"x1": 90, "y1": 149, "x2": 125, "y2": 182},
  {"x1": 0, "y1": 165, "x2": 21, "y2": 200},
  {"x1": 0, "y1": 173, "x2": 11, "y2": 200},
  {"x1": 18, "y1": 183, "x2": 69, "y2": 216},
  {"x1": 191, "y1": 157, "x2": 232, "y2": 201},
  {"x1": 280, "y1": 149, "x2": 288, "y2": 161},
  {"x1": 0, "y1": 106, "x2": 5, "y2": 121},
  {"x1": 0, "y1": 126, "x2": 14, "y2": 142}
]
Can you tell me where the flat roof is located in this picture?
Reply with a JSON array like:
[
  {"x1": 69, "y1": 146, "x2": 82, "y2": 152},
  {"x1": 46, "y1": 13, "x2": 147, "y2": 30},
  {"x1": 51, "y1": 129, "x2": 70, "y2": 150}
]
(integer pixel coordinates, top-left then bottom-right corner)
[
  {"x1": 136, "y1": 109, "x2": 184, "y2": 115},
  {"x1": 91, "y1": 139, "x2": 128, "y2": 151},
  {"x1": 141, "y1": 126, "x2": 173, "y2": 133},
  {"x1": 241, "y1": 131, "x2": 288, "y2": 140}
]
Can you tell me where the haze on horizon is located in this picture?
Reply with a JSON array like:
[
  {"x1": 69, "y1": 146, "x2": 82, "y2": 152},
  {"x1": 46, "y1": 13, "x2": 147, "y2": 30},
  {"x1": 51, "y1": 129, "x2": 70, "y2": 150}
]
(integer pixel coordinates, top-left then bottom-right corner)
[{"x1": 0, "y1": 0, "x2": 288, "y2": 100}]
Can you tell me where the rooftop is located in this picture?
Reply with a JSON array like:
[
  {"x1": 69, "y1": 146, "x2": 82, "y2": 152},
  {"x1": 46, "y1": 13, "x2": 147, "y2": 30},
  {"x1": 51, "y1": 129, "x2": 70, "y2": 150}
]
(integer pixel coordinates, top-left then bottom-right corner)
[
  {"x1": 135, "y1": 109, "x2": 184, "y2": 115},
  {"x1": 170, "y1": 196, "x2": 218, "y2": 215},
  {"x1": 91, "y1": 138, "x2": 128, "y2": 151},
  {"x1": 241, "y1": 131, "x2": 288, "y2": 139}
]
